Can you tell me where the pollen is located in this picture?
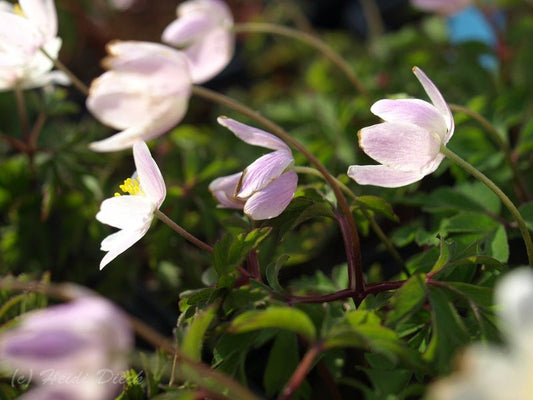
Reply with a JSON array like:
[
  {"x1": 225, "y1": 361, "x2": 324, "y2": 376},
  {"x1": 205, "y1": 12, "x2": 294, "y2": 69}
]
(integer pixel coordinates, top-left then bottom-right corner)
[
  {"x1": 114, "y1": 177, "x2": 143, "y2": 196},
  {"x1": 14, "y1": 3, "x2": 24, "y2": 17}
]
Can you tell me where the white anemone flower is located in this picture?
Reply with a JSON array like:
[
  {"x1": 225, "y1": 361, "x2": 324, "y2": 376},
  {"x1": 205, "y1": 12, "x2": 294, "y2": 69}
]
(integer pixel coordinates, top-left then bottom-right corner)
[
  {"x1": 96, "y1": 141, "x2": 166, "y2": 269},
  {"x1": 162, "y1": 0, "x2": 234, "y2": 84},
  {"x1": 348, "y1": 67, "x2": 454, "y2": 188},
  {"x1": 428, "y1": 268, "x2": 533, "y2": 400},
  {"x1": 0, "y1": 0, "x2": 68, "y2": 90},
  {"x1": 209, "y1": 117, "x2": 297, "y2": 220},
  {"x1": 87, "y1": 41, "x2": 191, "y2": 152},
  {"x1": 410, "y1": 0, "x2": 472, "y2": 16}
]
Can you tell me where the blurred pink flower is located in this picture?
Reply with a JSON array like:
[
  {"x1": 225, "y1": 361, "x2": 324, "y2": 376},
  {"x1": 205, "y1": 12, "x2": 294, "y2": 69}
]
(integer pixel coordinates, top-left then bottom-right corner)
[
  {"x1": 348, "y1": 67, "x2": 454, "y2": 188},
  {"x1": 96, "y1": 141, "x2": 166, "y2": 269},
  {"x1": 410, "y1": 0, "x2": 472, "y2": 16},
  {"x1": 162, "y1": 0, "x2": 234, "y2": 84},
  {"x1": 0, "y1": 297, "x2": 132, "y2": 400},
  {"x1": 87, "y1": 41, "x2": 191, "y2": 152},
  {"x1": 209, "y1": 117, "x2": 297, "y2": 220},
  {"x1": 0, "y1": 0, "x2": 68, "y2": 90}
]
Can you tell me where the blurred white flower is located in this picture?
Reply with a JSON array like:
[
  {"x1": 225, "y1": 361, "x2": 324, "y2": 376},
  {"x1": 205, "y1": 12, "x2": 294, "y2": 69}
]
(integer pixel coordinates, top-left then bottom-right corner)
[
  {"x1": 428, "y1": 268, "x2": 533, "y2": 400},
  {"x1": 0, "y1": 296, "x2": 133, "y2": 400},
  {"x1": 411, "y1": 0, "x2": 472, "y2": 16},
  {"x1": 348, "y1": 67, "x2": 454, "y2": 188},
  {"x1": 209, "y1": 117, "x2": 297, "y2": 220},
  {"x1": 162, "y1": 0, "x2": 234, "y2": 84},
  {"x1": 96, "y1": 141, "x2": 166, "y2": 269},
  {"x1": 0, "y1": 0, "x2": 68, "y2": 90},
  {"x1": 87, "y1": 41, "x2": 191, "y2": 152}
]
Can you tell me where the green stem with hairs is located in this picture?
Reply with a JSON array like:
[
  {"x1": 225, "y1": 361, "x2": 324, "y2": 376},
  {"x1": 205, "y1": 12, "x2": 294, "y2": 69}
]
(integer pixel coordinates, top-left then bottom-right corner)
[
  {"x1": 440, "y1": 145, "x2": 533, "y2": 265},
  {"x1": 449, "y1": 103, "x2": 530, "y2": 201},
  {"x1": 294, "y1": 166, "x2": 408, "y2": 275},
  {"x1": 192, "y1": 85, "x2": 364, "y2": 293},
  {"x1": 233, "y1": 22, "x2": 370, "y2": 100},
  {"x1": 155, "y1": 209, "x2": 213, "y2": 253}
]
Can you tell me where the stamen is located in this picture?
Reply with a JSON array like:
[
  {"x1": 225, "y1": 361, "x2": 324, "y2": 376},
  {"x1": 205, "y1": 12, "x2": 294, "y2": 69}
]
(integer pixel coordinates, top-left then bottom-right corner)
[
  {"x1": 115, "y1": 177, "x2": 143, "y2": 196},
  {"x1": 14, "y1": 4, "x2": 24, "y2": 17}
]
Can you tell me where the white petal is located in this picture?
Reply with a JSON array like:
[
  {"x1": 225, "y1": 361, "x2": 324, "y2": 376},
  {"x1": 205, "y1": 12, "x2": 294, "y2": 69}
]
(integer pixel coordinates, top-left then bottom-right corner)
[
  {"x1": 99, "y1": 228, "x2": 148, "y2": 269},
  {"x1": 133, "y1": 141, "x2": 166, "y2": 206},
  {"x1": 19, "y1": 0, "x2": 57, "y2": 40},
  {"x1": 347, "y1": 165, "x2": 426, "y2": 187},
  {"x1": 96, "y1": 195, "x2": 155, "y2": 230},
  {"x1": 358, "y1": 122, "x2": 441, "y2": 172},
  {"x1": 244, "y1": 171, "x2": 298, "y2": 220},
  {"x1": 217, "y1": 116, "x2": 289, "y2": 151},
  {"x1": 238, "y1": 150, "x2": 294, "y2": 198},
  {"x1": 371, "y1": 99, "x2": 448, "y2": 141},
  {"x1": 162, "y1": 14, "x2": 214, "y2": 47}
]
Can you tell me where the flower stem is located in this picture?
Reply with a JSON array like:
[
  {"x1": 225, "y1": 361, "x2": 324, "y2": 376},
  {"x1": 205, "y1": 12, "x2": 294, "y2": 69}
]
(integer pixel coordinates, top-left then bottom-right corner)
[
  {"x1": 449, "y1": 103, "x2": 530, "y2": 202},
  {"x1": 440, "y1": 145, "x2": 533, "y2": 265},
  {"x1": 40, "y1": 47, "x2": 89, "y2": 96},
  {"x1": 155, "y1": 209, "x2": 214, "y2": 253},
  {"x1": 14, "y1": 86, "x2": 30, "y2": 141},
  {"x1": 232, "y1": 22, "x2": 370, "y2": 100},
  {"x1": 294, "y1": 166, "x2": 408, "y2": 275},
  {"x1": 192, "y1": 86, "x2": 364, "y2": 293}
]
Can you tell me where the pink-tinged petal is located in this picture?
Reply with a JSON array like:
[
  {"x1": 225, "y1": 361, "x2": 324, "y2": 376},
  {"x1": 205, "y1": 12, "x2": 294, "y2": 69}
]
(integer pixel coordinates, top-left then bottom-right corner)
[
  {"x1": 217, "y1": 117, "x2": 289, "y2": 151},
  {"x1": 410, "y1": 0, "x2": 471, "y2": 16},
  {"x1": 347, "y1": 165, "x2": 426, "y2": 187},
  {"x1": 100, "y1": 227, "x2": 148, "y2": 269},
  {"x1": 244, "y1": 171, "x2": 297, "y2": 220},
  {"x1": 358, "y1": 122, "x2": 441, "y2": 171},
  {"x1": 208, "y1": 172, "x2": 244, "y2": 209},
  {"x1": 19, "y1": 0, "x2": 57, "y2": 40},
  {"x1": 96, "y1": 195, "x2": 154, "y2": 230},
  {"x1": 0, "y1": 12, "x2": 42, "y2": 54},
  {"x1": 162, "y1": 14, "x2": 214, "y2": 47},
  {"x1": 182, "y1": 27, "x2": 234, "y2": 84},
  {"x1": 412, "y1": 66, "x2": 454, "y2": 138},
  {"x1": 371, "y1": 99, "x2": 448, "y2": 140},
  {"x1": 133, "y1": 141, "x2": 166, "y2": 206},
  {"x1": 238, "y1": 150, "x2": 294, "y2": 198}
]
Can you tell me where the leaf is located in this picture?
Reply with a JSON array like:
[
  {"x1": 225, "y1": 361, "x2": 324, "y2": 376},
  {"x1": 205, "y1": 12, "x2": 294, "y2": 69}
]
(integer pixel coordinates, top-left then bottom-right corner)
[
  {"x1": 181, "y1": 306, "x2": 217, "y2": 361},
  {"x1": 355, "y1": 195, "x2": 399, "y2": 222},
  {"x1": 386, "y1": 274, "x2": 427, "y2": 326},
  {"x1": 229, "y1": 307, "x2": 317, "y2": 342},
  {"x1": 263, "y1": 331, "x2": 299, "y2": 397},
  {"x1": 519, "y1": 202, "x2": 533, "y2": 231},
  {"x1": 265, "y1": 254, "x2": 289, "y2": 293}
]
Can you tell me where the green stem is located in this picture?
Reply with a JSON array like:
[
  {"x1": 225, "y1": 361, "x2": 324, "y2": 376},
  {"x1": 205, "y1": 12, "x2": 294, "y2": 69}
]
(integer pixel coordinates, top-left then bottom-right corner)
[
  {"x1": 441, "y1": 145, "x2": 533, "y2": 265},
  {"x1": 232, "y1": 22, "x2": 370, "y2": 100},
  {"x1": 449, "y1": 103, "x2": 530, "y2": 202},
  {"x1": 40, "y1": 48, "x2": 89, "y2": 96},
  {"x1": 294, "y1": 166, "x2": 408, "y2": 276},
  {"x1": 155, "y1": 209, "x2": 213, "y2": 253},
  {"x1": 192, "y1": 85, "x2": 364, "y2": 293}
]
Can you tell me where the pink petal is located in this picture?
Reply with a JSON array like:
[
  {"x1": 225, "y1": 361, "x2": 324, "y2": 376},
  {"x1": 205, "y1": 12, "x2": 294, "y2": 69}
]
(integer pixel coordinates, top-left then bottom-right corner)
[
  {"x1": 238, "y1": 150, "x2": 294, "y2": 198},
  {"x1": 162, "y1": 14, "x2": 214, "y2": 47},
  {"x1": 358, "y1": 121, "x2": 441, "y2": 172},
  {"x1": 100, "y1": 227, "x2": 148, "y2": 269},
  {"x1": 347, "y1": 165, "x2": 426, "y2": 187},
  {"x1": 412, "y1": 67, "x2": 454, "y2": 140},
  {"x1": 208, "y1": 172, "x2": 244, "y2": 209},
  {"x1": 217, "y1": 117, "x2": 289, "y2": 151},
  {"x1": 96, "y1": 195, "x2": 154, "y2": 230},
  {"x1": 133, "y1": 141, "x2": 166, "y2": 206},
  {"x1": 371, "y1": 99, "x2": 448, "y2": 141},
  {"x1": 0, "y1": 13, "x2": 42, "y2": 55},
  {"x1": 244, "y1": 171, "x2": 298, "y2": 220}
]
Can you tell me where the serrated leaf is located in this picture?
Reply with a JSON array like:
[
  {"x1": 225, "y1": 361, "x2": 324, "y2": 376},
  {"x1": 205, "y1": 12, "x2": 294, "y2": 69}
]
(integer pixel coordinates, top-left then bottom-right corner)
[
  {"x1": 386, "y1": 274, "x2": 427, "y2": 326},
  {"x1": 229, "y1": 307, "x2": 317, "y2": 342}
]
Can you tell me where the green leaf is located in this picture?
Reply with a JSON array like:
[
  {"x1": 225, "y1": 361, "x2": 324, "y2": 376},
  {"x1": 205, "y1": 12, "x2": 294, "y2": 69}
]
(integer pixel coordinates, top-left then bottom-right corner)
[
  {"x1": 265, "y1": 254, "x2": 289, "y2": 293},
  {"x1": 181, "y1": 306, "x2": 217, "y2": 361},
  {"x1": 486, "y1": 224, "x2": 509, "y2": 262},
  {"x1": 229, "y1": 307, "x2": 317, "y2": 342},
  {"x1": 519, "y1": 202, "x2": 533, "y2": 231},
  {"x1": 443, "y1": 212, "x2": 498, "y2": 232},
  {"x1": 355, "y1": 195, "x2": 399, "y2": 222},
  {"x1": 263, "y1": 331, "x2": 299, "y2": 397},
  {"x1": 386, "y1": 274, "x2": 427, "y2": 326}
]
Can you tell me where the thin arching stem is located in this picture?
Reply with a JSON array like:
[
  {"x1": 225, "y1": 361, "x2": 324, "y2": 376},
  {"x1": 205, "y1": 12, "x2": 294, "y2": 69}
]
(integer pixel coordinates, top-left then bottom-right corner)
[
  {"x1": 232, "y1": 22, "x2": 370, "y2": 100},
  {"x1": 155, "y1": 209, "x2": 213, "y2": 253},
  {"x1": 40, "y1": 47, "x2": 89, "y2": 96},
  {"x1": 441, "y1": 145, "x2": 533, "y2": 266},
  {"x1": 449, "y1": 103, "x2": 531, "y2": 202},
  {"x1": 192, "y1": 85, "x2": 364, "y2": 293}
]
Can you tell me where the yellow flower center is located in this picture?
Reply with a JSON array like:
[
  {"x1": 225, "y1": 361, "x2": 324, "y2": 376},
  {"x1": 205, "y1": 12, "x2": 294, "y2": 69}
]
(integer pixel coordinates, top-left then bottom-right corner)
[
  {"x1": 114, "y1": 177, "x2": 143, "y2": 197},
  {"x1": 14, "y1": 3, "x2": 24, "y2": 17}
]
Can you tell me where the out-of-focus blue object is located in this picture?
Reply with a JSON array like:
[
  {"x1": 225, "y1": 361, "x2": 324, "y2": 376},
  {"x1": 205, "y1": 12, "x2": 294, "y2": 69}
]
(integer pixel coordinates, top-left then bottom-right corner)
[{"x1": 447, "y1": 5, "x2": 504, "y2": 71}]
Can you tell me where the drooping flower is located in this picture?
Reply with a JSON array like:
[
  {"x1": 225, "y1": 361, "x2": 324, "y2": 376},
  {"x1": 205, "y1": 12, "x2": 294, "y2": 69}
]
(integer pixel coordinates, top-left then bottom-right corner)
[
  {"x1": 87, "y1": 41, "x2": 191, "y2": 152},
  {"x1": 348, "y1": 67, "x2": 454, "y2": 188},
  {"x1": 428, "y1": 268, "x2": 533, "y2": 400},
  {"x1": 96, "y1": 141, "x2": 166, "y2": 269},
  {"x1": 209, "y1": 117, "x2": 297, "y2": 220},
  {"x1": 0, "y1": 296, "x2": 133, "y2": 400},
  {"x1": 162, "y1": 0, "x2": 234, "y2": 84},
  {"x1": 0, "y1": 0, "x2": 69, "y2": 90},
  {"x1": 410, "y1": 0, "x2": 472, "y2": 16}
]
